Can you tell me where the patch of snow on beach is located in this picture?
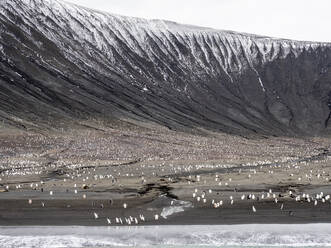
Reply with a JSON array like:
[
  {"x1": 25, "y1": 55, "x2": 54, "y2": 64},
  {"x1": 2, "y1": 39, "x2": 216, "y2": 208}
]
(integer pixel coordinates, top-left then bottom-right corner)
[{"x1": 161, "y1": 199, "x2": 193, "y2": 219}]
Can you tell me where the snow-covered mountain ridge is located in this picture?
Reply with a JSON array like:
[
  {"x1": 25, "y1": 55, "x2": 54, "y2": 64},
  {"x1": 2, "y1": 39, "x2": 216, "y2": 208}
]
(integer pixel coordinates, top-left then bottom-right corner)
[{"x1": 1, "y1": 0, "x2": 331, "y2": 136}]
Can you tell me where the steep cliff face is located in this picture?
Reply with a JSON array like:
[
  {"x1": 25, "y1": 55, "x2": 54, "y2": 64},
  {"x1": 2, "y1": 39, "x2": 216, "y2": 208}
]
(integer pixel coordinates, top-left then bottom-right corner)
[{"x1": 0, "y1": 0, "x2": 331, "y2": 136}]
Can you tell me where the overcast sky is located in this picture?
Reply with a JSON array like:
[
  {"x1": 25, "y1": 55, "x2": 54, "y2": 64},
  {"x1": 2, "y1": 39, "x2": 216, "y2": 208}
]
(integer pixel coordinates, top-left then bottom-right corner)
[{"x1": 64, "y1": 0, "x2": 330, "y2": 42}]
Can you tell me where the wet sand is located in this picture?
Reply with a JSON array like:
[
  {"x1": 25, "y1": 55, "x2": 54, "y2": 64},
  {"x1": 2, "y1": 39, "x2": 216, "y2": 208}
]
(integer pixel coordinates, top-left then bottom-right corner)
[{"x1": 1, "y1": 194, "x2": 331, "y2": 226}]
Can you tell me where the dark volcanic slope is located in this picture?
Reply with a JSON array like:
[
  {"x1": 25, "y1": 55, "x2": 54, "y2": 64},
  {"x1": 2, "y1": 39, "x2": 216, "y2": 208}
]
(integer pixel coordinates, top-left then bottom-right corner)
[{"x1": 1, "y1": 0, "x2": 331, "y2": 136}]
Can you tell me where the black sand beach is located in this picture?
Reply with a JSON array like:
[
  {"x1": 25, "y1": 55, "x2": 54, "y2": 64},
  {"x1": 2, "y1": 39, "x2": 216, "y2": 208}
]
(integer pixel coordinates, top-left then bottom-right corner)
[
  {"x1": 1, "y1": 194, "x2": 331, "y2": 226},
  {"x1": 0, "y1": 129, "x2": 330, "y2": 226}
]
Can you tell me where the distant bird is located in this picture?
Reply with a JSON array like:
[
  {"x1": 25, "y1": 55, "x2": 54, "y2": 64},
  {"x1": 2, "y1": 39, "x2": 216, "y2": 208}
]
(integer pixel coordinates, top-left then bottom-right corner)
[
  {"x1": 154, "y1": 214, "x2": 159, "y2": 220},
  {"x1": 252, "y1": 206, "x2": 256, "y2": 212},
  {"x1": 28, "y1": 199, "x2": 32, "y2": 205},
  {"x1": 93, "y1": 212, "x2": 99, "y2": 219},
  {"x1": 123, "y1": 203, "x2": 127, "y2": 209},
  {"x1": 107, "y1": 218, "x2": 111, "y2": 224}
]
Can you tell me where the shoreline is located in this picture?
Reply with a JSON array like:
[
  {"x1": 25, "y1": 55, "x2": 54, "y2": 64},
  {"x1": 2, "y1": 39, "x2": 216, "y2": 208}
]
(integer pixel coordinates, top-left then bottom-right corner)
[{"x1": 1, "y1": 223, "x2": 330, "y2": 248}]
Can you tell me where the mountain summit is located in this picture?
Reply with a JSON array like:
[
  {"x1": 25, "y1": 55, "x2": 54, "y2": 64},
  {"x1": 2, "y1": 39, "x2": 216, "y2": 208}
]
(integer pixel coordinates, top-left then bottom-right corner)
[{"x1": 1, "y1": 0, "x2": 331, "y2": 136}]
